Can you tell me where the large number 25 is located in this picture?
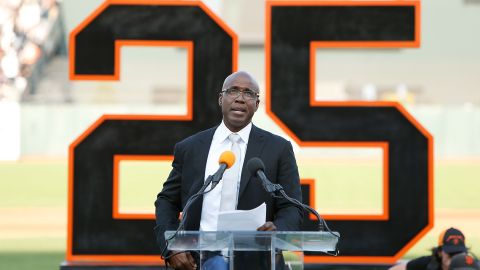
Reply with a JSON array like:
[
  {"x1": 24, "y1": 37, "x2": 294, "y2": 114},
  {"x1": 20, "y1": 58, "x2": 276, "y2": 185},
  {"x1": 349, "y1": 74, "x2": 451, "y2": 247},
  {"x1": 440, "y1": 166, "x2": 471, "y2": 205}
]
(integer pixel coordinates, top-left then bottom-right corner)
[{"x1": 67, "y1": 0, "x2": 432, "y2": 265}]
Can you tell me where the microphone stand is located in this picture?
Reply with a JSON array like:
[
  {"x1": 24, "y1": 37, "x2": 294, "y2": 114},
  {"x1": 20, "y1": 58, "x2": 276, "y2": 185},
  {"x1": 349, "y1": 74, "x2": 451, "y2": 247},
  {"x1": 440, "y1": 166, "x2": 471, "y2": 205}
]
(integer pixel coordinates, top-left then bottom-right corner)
[
  {"x1": 261, "y1": 179, "x2": 339, "y2": 238},
  {"x1": 177, "y1": 174, "x2": 214, "y2": 231},
  {"x1": 161, "y1": 174, "x2": 216, "y2": 260}
]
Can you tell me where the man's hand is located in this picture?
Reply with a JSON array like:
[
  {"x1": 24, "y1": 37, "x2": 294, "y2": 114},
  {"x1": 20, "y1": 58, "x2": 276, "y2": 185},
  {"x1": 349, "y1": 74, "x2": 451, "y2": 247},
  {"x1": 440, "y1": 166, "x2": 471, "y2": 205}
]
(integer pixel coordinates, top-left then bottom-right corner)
[
  {"x1": 257, "y1": 221, "x2": 277, "y2": 231},
  {"x1": 167, "y1": 251, "x2": 197, "y2": 270}
]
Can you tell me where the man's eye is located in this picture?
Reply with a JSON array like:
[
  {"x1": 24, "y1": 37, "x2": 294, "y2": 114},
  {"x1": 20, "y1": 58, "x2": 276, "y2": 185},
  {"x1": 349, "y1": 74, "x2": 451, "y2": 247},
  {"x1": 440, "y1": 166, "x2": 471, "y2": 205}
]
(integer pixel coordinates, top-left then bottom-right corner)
[{"x1": 244, "y1": 91, "x2": 255, "y2": 97}]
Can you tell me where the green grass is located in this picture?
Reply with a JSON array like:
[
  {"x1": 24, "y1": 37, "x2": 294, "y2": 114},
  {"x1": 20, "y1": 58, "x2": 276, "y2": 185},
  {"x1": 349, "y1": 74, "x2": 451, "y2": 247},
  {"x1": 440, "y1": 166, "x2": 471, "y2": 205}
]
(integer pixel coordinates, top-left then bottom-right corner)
[
  {"x1": 0, "y1": 161, "x2": 67, "y2": 207},
  {"x1": 119, "y1": 161, "x2": 171, "y2": 211},
  {"x1": 0, "y1": 252, "x2": 64, "y2": 270},
  {"x1": 300, "y1": 162, "x2": 383, "y2": 212},
  {"x1": 0, "y1": 238, "x2": 65, "y2": 252},
  {"x1": 1, "y1": 160, "x2": 480, "y2": 269},
  {"x1": 436, "y1": 163, "x2": 480, "y2": 209}
]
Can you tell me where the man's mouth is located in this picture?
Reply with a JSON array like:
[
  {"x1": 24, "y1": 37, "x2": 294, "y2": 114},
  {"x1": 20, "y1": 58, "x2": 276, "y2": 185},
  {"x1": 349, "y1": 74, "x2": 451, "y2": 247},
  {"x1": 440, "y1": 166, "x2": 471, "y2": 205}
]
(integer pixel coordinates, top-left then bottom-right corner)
[{"x1": 231, "y1": 107, "x2": 246, "y2": 113}]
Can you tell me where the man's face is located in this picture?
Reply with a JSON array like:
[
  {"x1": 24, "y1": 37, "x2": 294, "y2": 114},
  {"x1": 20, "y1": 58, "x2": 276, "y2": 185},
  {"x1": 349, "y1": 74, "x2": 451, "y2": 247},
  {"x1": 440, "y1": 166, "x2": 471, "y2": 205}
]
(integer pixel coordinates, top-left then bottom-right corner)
[{"x1": 219, "y1": 73, "x2": 259, "y2": 132}]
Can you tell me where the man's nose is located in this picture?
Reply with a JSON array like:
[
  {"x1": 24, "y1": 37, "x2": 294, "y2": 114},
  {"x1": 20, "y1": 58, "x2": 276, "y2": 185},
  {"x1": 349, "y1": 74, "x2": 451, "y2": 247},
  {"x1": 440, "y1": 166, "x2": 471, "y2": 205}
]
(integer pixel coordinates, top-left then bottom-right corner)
[{"x1": 234, "y1": 94, "x2": 246, "y2": 102}]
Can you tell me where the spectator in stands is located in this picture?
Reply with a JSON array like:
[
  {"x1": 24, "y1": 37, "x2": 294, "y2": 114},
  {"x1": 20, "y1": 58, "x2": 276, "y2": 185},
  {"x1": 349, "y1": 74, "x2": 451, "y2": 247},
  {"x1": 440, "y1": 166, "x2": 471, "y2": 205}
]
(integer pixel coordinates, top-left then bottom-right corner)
[
  {"x1": 449, "y1": 254, "x2": 480, "y2": 270},
  {"x1": 389, "y1": 227, "x2": 468, "y2": 270},
  {"x1": 0, "y1": 0, "x2": 63, "y2": 100}
]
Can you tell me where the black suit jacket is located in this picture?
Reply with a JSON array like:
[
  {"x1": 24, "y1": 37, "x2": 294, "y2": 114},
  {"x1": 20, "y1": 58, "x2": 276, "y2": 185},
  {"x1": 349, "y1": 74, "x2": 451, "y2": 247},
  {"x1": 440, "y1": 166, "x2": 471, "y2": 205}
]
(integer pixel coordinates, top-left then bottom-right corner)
[{"x1": 154, "y1": 124, "x2": 303, "y2": 268}]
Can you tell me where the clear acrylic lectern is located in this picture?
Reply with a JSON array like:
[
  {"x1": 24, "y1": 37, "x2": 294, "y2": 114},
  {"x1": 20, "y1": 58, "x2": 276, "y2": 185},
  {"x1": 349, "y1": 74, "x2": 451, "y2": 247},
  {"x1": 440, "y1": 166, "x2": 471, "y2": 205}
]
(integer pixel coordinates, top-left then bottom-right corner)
[{"x1": 165, "y1": 230, "x2": 339, "y2": 270}]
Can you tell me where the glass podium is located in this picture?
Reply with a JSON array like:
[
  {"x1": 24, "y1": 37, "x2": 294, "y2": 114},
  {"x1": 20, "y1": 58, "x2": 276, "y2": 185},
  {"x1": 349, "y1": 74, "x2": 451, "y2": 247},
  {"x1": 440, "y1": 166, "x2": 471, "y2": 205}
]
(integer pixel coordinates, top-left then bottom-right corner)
[{"x1": 165, "y1": 230, "x2": 339, "y2": 270}]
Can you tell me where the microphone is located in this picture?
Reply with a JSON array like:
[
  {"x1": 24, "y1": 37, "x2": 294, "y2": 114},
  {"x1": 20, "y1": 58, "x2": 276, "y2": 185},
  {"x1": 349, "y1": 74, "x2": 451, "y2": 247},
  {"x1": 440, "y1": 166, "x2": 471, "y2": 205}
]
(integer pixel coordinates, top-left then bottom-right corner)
[
  {"x1": 164, "y1": 151, "x2": 237, "y2": 259},
  {"x1": 174, "y1": 151, "x2": 235, "y2": 232},
  {"x1": 209, "y1": 150, "x2": 236, "y2": 189},
  {"x1": 246, "y1": 157, "x2": 339, "y2": 236},
  {"x1": 247, "y1": 157, "x2": 282, "y2": 193}
]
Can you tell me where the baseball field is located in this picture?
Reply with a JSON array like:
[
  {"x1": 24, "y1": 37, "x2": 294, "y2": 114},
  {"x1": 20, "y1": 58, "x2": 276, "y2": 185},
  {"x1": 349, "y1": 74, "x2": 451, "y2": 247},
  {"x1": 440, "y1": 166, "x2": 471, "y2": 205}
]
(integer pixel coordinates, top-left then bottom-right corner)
[{"x1": 0, "y1": 159, "x2": 479, "y2": 270}]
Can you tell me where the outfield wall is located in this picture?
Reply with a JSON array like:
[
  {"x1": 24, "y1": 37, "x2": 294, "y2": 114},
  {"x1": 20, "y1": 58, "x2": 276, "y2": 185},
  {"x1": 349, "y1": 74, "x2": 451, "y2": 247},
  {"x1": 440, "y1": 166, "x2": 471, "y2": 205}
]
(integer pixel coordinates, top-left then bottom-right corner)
[{"x1": 16, "y1": 103, "x2": 480, "y2": 158}]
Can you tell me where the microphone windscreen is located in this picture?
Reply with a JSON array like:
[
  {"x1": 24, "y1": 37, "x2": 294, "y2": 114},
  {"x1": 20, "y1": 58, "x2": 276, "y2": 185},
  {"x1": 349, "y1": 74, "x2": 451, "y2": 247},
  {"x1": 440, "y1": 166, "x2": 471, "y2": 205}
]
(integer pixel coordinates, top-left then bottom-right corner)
[
  {"x1": 219, "y1": 151, "x2": 235, "y2": 168},
  {"x1": 247, "y1": 157, "x2": 265, "y2": 175}
]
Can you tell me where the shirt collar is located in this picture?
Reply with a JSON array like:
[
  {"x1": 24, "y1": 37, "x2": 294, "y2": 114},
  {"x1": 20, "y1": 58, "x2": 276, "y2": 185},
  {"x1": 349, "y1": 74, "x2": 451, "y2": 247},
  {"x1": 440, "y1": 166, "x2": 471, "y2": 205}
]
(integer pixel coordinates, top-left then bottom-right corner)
[{"x1": 213, "y1": 121, "x2": 252, "y2": 145}]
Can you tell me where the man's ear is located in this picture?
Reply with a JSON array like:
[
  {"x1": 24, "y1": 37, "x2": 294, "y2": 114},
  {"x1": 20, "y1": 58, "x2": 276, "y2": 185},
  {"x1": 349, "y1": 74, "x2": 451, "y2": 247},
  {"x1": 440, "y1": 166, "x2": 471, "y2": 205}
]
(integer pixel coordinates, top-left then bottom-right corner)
[
  {"x1": 219, "y1": 95, "x2": 223, "y2": 106},
  {"x1": 255, "y1": 99, "x2": 260, "y2": 111}
]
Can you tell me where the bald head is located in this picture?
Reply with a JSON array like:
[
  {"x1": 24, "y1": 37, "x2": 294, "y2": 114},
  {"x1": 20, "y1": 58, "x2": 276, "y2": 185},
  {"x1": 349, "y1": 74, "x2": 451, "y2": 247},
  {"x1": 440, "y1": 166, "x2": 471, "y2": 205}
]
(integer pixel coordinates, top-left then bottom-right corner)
[
  {"x1": 219, "y1": 70, "x2": 260, "y2": 132},
  {"x1": 222, "y1": 71, "x2": 259, "y2": 92}
]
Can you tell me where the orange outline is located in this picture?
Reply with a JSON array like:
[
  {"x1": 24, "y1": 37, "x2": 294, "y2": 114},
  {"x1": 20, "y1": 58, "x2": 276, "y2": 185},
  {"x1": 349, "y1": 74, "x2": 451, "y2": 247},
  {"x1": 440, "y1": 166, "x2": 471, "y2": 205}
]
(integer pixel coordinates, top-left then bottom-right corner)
[
  {"x1": 73, "y1": 39, "x2": 194, "y2": 120},
  {"x1": 295, "y1": 142, "x2": 390, "y2": 221},
  {"x1": 301, "y1": 143, "x2": 389, "y2": 221},
  {"x1": 67, "y1": 116, "x2": 171, "y2": 263},
  {"x1": 324, "y1": 143, "x2": 389, "y2": 221},
  {"x1": 266, "y1": 0, "x2": 432, "y2": 264},
  {"x1": 69, "y1": 0, "x2": 238, "y2": 80},
  {"x1": 113, "y1": 155, "x2": 173, "y2": 220},
  {"x1": 68, "y1": 1, "x2": 238, "y2": 263},
  {"x1": 301, "y1": 178, "x2": 317, "y2": 220},
  {"x1": 266, "y1": 0, "x2": 421, "y2": 114}
]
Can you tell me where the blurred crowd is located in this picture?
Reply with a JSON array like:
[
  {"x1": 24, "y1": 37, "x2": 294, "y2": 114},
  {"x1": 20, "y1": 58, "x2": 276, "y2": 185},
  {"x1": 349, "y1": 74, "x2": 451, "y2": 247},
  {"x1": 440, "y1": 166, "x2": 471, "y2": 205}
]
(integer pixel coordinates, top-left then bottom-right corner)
[{"x1": 0, "y1": 0, "x2": 65, "y2": 102}]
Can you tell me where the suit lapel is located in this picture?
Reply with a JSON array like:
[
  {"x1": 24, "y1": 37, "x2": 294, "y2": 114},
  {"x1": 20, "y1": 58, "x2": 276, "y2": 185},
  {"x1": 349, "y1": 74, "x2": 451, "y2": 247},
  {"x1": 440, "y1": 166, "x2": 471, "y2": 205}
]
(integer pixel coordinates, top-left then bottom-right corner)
[
  {"x1": 188, "y1": 130, "x2": 213, "y2": 196},
  {"x1": 184, "y1": 127, "x2": 216, "y2": 230},
  {"x1": 239, "y1": 125, "x2": 266, "y2": 199}
]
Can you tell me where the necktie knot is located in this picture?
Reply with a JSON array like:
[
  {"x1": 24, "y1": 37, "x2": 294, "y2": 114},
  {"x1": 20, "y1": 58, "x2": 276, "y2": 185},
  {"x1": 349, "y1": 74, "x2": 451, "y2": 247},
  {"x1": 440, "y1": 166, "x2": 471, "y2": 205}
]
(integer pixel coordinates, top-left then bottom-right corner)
[{"x1": 228, "y1": 133, "x2": 241, "y2": 144}]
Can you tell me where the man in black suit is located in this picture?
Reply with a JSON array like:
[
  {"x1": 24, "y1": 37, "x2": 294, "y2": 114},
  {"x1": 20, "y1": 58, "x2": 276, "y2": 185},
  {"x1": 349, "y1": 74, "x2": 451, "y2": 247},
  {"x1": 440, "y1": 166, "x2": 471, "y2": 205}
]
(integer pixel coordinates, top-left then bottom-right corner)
[{"x1": 155, "y1": 71, "x2": 303, "y2": 270}]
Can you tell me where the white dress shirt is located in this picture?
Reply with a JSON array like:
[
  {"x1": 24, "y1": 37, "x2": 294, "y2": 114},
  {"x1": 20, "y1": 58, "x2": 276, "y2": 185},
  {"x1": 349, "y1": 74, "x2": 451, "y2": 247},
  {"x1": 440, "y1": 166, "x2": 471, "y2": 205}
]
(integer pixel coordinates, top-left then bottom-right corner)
[{"x1": 199, "y1": 121, "x2": 252, "y2": 231}]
